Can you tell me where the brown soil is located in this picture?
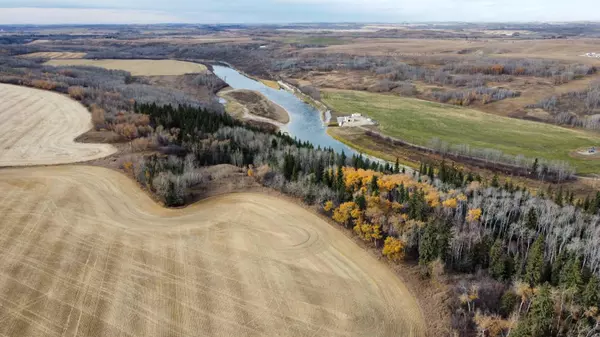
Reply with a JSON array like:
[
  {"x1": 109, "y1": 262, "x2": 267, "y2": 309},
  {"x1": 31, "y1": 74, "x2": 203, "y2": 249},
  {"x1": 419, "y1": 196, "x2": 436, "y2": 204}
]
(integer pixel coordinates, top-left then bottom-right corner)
[
  {"x1": 0, "y1": 165, "x2": 427, "y2": 337},
  {"x1": 0, "y1": 83, "x2": 116, "y2": 167}
]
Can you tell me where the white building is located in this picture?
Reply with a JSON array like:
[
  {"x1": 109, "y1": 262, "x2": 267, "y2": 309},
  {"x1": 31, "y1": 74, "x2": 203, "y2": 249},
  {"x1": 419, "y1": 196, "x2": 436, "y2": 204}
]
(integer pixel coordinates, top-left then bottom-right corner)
[
  {"x1": 582, "y1": 52, "x2": 600, "y2": 58},
  {"x1": 336, "y1": 113, "x2": 375, "y2": 127}
]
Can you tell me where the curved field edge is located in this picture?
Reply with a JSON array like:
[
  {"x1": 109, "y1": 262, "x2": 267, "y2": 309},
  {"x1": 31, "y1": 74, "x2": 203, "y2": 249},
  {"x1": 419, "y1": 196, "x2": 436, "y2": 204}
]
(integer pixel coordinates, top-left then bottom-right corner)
[
  {"x1": 322, "y1": 89, "x2": 600, "y2": 175},
  {"x1": 0, "y1": 83, "x2": 117, "y2": 167},
  {"x1": 0, "y1": 164, "x2": 426, "y2": 337}
]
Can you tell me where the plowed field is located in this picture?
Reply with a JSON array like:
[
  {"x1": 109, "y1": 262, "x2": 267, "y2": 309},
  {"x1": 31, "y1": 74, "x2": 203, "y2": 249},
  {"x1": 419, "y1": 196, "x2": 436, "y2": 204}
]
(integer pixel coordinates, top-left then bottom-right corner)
[
  {"x1": 0, "y1": 84, "x2": 116, "y2": 167},
  {"x1": 0, "y1": 166, "x2": 425, "y2": 337}
]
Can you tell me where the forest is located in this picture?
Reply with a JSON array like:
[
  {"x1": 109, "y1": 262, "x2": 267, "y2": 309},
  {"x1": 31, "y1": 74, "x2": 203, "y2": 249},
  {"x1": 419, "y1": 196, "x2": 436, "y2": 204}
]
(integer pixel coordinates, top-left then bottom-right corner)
[
  {"x1": 3, "y1": 36, "x2": 600, "y2": 336},
  {"x1": 111, "y1": 101, "x2": 600, "y2": 337},
  {"x1": 529, "y1": 81, "x2": 600, "y2": 130}
]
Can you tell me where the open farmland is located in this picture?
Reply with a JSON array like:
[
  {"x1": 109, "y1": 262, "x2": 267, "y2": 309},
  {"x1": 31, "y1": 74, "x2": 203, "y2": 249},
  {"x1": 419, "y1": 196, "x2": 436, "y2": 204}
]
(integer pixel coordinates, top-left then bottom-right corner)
[
  {"x1": 0, "y1": 84, "x2": 116, "y2": 167},
  {"x1": 322, "y1": 89, "x2": 600, "y2": 174},
  {"x1": 0, "y1": 165, "x2": 425, "y2": 337},
  {"x1": 300, "y1": 38, "x2": 600, "y2": 64},
  {"x1": 44, "y1": 59, "x2": 207, "y2": 76},
  {"x1": 19, "y1": 52, "x2": 87, "y2": 59}
]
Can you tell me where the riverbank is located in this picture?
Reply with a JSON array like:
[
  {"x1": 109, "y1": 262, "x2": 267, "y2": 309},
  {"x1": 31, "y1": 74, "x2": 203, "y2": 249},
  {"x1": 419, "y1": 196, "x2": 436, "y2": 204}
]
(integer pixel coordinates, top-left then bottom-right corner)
[
  {"x1": 278, "y1": 80, "x2": 330, "y2": 122},
  {"x1": 212, "y1": 65, "x2": 360, "y2": 155},
  {"x1": 327, "y1": 127, "x2": 419, "y2": 170},
  {"x1": 219, "y1": 88, "x2": 290, "y2": 124}
]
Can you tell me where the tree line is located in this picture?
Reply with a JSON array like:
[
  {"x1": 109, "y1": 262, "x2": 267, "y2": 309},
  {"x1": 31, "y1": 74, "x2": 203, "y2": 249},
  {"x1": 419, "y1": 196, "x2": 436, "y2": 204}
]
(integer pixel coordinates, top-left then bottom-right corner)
[{"x1": 120, "y1": 101, "x2": 600, "y2": 336}]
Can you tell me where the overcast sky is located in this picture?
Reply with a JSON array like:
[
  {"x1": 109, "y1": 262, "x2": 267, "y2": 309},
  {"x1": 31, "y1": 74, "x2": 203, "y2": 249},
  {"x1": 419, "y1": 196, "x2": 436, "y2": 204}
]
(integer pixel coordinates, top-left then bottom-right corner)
[{"x1": 0, "y1": 0, "x2": 599, "y2": 24}]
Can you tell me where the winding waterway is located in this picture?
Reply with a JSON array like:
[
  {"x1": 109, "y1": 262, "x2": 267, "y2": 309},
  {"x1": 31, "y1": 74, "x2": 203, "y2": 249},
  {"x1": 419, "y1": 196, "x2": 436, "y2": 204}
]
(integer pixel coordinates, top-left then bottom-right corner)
[{"x1": 212, "y1": 65, "x2": 359, "y2": 155}]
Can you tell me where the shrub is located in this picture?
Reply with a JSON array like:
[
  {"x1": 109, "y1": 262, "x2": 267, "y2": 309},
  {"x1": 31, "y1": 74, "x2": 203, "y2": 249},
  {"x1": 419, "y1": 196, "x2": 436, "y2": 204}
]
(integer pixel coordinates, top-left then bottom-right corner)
[
  {"x1": 90, "y1": 105, "x2": 106, "y2": 130},
  {"x1": 130, "y1": 137, "x2": 152, "y2": 151},
  {"x1": 113, "y1": 123, "x2": 138, "y2": 140},
  {"x1": 67, "y1": 86, "x2": 85, "y2": 100},
  {"x1": 31, "y1": 79, "x2": 57, "y2": 90}
]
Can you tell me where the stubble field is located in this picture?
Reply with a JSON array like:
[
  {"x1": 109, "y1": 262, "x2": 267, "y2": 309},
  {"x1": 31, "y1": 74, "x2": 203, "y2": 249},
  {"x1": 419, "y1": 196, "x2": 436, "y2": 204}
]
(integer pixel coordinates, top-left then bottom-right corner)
[
  {"x1": 44, "y1": 59, "x2": 208, "y2": 76},
  {"x1": 0, "y1": 165, "x2": 425, "y2": 337},
  {"x1": 19, "y1": 52, "x2": 87, "y2": 59},
  {"x1": 0, "y1": 80, "x2": 425, "y2": 336},
  {"x1": 0, "y1": 84, "x2": 116, "y2": 167}
]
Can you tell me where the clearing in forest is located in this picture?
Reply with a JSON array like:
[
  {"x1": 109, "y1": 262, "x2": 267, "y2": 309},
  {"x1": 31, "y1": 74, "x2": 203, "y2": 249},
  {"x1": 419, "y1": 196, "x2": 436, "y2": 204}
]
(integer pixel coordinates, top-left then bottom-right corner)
[
  {"x1": 0, "y1": 165, "x2": 425, "y2": 337},
  {"x1": 322, "y1": 89, "x2": 600, "y2": 174},
  {"x1": 0, "y1": 83, "x2": 116, "y2": 167},
  {"x1": 45, "y1": 59, "x2": 208, "y2": 76}
]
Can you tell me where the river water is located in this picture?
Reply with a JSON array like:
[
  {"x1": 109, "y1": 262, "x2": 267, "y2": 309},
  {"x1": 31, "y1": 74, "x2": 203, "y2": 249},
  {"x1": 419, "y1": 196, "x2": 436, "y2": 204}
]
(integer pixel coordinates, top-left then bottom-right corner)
[{"x1": 212, "y1": 65, "x2": 358, "y2": 155}]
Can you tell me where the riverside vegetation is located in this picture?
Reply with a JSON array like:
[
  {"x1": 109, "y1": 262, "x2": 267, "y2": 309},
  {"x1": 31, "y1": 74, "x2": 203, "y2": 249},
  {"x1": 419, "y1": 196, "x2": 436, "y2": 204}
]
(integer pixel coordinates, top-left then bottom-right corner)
[
  {"x1": 3, "y1": 44, "x2": 600, "y2": 335},
  {"x1": 117, "y1": 101, "x2": 600, "y2": 337}
]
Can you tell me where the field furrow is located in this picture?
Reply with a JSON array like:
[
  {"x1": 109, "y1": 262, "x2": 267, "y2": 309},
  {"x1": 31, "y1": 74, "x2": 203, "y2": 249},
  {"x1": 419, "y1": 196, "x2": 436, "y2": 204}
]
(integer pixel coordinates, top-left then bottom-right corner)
[
  {"x1": 0, "y1": 166, "x2": 426, "y2": 337},
  {"x1": 0, "y1": 84, "x2": 116, "y2": 167}
]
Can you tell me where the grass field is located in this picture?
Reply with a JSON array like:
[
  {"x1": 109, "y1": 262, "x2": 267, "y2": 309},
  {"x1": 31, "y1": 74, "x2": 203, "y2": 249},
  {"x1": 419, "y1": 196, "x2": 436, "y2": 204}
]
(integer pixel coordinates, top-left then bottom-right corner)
[
  {"x1": 45, "y1": 59, "x2": 207, "y2": 76},
  {"x1": 322, "y1": 89, "x2": 600, "y2": 174}
]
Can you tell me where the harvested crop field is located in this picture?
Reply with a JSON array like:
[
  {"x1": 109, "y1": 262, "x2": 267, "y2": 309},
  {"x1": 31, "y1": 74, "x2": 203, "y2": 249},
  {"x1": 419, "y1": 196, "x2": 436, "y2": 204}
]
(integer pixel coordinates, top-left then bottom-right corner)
[
  {"x1": 19, "y1": 52, "x2": 87, "y2": 59},
  {"x1": 44, "y1": 59, "x2": 208, "y2": 76},
  {"x1": 0, "y1": 84, "x2": 116, "y2": 167},
  {"x1": 0, "y1": 165, "x2": 425, "y2": 337}
]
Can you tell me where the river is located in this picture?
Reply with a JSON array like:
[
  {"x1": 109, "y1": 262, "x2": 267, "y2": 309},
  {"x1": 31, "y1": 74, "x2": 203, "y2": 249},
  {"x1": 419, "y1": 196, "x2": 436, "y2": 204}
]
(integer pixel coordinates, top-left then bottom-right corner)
[{"x1": 212, "y1": 65, "x2": 359, "y2": 156}]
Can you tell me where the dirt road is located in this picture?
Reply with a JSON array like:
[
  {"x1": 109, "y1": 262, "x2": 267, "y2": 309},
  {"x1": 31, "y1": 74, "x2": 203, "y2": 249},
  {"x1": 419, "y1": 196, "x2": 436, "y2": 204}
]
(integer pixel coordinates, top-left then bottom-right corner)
[
  {"x1": 0, "y1": 84, "x2": 116, "y2": 166},
  {"x1": 0, "y1": 165, "x2": 426, "y2": 337}
]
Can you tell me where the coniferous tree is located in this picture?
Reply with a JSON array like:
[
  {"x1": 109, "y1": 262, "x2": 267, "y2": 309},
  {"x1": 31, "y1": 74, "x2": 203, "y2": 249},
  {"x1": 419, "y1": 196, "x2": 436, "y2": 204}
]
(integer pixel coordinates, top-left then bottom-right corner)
[
  {"x1": 561, "y1": 255, "x2": 583, "y2": 294},
  {"x1": 490, "y1": 239, "x2": 508, "y2": 280},
  {"x1": 370, "y1": 175, "x2": 379, "y2": 196},
  {"x1": 528, "y1": 284, "x2": 554, "y2": 337},
  {"x1": 491, "y1": 174, "x2": 500, "y2": 188},
  {"x1": 592, "y1": 192, "x2": 600, "y2": 214},
  {"x1": 555, "y1": 186, "x2": 563, "y2": 206},
  {"x1": 355, "y1": 194, "x2": 367, "y2": 211},
  {"x1": 584, "y1": 195, "x2": 591, "y2": 211},
  {"x1": 583, "y1": 275, "x2": 600, "y2": 308},
  {"x1": 551, "y1": 251, "x2": 566, "y2": 286},
  {"x1": 427, "y1": 164, "x2": 434, "y2": 181},
  {"x1": 466, "y1": 172, "x2": 474, "y2": 184},
  {"x1": 398, "y1": 183, "x2": 406, "y2": 203},
  {"x1": 500, "y1": 290, "x2": 519, "y2": 317},
  {"x1": 525, "y1": 235, "x2": 546, "y2": 286},
  {"x1": 525, "y1": 208, "x2": 538, "y2": 230},
  {"x1": 568, "y1": 191, "x2": 574, "y2": 205},
  {"x1": 419, "y1": 223, "x2": 438, "y2": 266}
]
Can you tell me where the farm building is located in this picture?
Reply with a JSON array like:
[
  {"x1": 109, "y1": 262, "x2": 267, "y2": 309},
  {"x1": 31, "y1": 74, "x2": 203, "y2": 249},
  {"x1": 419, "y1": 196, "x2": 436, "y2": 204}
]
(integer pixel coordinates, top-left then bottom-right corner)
[{"x1": 336, "y1": 113, "x2": 375, "y2": 127}]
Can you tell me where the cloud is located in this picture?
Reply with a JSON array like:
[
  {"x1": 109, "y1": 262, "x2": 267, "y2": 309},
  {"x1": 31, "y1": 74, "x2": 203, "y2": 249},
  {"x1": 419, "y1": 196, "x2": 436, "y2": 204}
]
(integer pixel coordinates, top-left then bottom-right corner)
[
  {"x1": 0, "y1": 0, "x2": 598, "y2": 23},
  {"x1": 0, "y1": 7, "x2": 184, "y2": 24},
  {"x1": 271, "y1": 0, "x2": 599, "y2": 22}
]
